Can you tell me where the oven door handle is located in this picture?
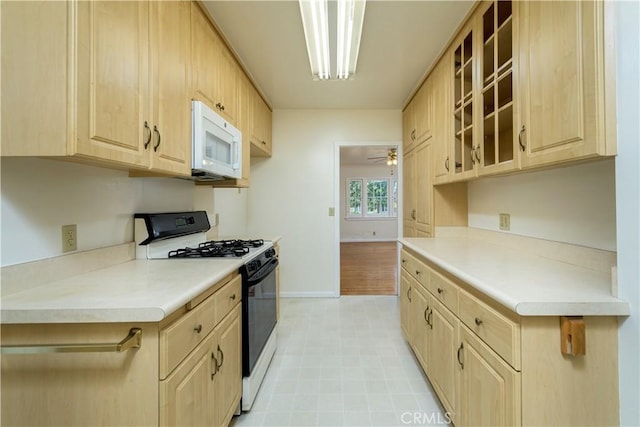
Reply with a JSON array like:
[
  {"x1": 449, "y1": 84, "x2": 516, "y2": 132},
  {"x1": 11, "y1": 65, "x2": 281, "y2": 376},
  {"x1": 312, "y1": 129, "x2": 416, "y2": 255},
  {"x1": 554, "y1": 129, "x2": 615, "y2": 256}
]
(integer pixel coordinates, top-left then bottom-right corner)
[{"x1": 246, "y1": 258, "x2": 279, "y2": 287}]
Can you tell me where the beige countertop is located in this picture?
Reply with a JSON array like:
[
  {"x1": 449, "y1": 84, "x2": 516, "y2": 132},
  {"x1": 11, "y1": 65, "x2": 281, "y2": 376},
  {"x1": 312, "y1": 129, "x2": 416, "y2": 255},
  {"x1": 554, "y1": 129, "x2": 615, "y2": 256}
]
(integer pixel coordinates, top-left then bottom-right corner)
[
  {"x1": 399, "y1": 235, "x2": 629, "y2": 316},
  {"x1": 1, "y1": 240, "x2": 277, "y2": 324}
]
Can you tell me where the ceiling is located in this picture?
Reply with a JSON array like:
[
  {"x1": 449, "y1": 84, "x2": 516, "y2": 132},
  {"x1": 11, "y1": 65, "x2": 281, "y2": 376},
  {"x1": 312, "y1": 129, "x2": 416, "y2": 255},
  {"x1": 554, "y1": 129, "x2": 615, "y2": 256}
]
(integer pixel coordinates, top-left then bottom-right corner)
[{"x1": 203, "y1": 0, "x2": 475, "y2": 110}]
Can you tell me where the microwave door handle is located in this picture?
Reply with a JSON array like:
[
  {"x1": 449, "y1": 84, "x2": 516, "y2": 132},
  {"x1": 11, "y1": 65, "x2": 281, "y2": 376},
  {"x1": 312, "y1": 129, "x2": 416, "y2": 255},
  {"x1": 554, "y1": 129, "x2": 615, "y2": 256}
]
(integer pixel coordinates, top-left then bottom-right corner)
[{"x1": 233, "y1": 138, "x2": 240, "y2": 170}]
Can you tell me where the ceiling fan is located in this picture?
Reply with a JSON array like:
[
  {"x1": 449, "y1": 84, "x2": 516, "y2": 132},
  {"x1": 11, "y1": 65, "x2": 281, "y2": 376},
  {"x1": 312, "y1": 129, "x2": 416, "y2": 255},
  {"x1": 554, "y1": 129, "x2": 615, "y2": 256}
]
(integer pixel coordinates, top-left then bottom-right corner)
[{"x1": 367, "y1": 148, "x2": 398, "y2": 165}]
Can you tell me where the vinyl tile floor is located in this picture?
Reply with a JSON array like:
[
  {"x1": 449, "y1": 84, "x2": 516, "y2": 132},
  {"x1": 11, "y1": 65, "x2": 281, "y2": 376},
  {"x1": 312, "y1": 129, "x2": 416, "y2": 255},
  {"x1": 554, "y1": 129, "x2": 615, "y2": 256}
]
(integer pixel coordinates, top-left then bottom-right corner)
[{"x1": 230, "y1": 296, "x2": 448, "y2": 427}]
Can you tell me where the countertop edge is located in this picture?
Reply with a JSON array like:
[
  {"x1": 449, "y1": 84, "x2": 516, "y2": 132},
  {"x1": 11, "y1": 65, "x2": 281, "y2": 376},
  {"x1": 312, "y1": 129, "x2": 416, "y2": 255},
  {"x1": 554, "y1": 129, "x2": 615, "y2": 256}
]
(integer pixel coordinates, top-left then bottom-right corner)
[{"x1": 399, "y1": 238, "x2": 630, "y2": 317}]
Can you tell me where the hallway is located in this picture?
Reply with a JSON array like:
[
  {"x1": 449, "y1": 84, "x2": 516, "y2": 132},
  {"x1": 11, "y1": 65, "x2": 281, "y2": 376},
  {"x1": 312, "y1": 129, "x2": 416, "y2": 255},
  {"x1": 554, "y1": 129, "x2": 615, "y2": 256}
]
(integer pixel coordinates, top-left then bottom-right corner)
[{"x1": 340, "y1": 242, "x2": 398, "y2": 295}]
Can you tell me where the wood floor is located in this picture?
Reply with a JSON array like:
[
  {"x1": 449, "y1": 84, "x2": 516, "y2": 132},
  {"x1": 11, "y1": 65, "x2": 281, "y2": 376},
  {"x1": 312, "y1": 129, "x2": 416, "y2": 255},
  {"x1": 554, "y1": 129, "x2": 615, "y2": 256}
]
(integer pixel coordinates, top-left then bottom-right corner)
[{"x1": 340, "y1": 242, "x2": 398, "y2": 295}]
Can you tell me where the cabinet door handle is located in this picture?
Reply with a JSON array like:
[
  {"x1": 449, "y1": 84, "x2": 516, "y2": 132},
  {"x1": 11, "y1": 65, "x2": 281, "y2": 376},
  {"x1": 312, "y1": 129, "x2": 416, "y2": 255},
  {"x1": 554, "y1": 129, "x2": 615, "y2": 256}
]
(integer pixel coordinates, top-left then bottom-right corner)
[
  {"x1": 445, "y1": 156, "x2": 450, "y2": 172},
  {"x1": 194, "y1": 324, "x2": 202, "y2": 333},
  {"x1": 424, "y1": 307, "x2": 429, "y2": 323},
  {"x1": 407, "y1": 286, "x2": 412, "y2": 303},
  {"x1": 143, "y1": 121, "x2": 152, "y2": 149},
  {"x1": 153, "y1": 126, "x2": 161, "y2": 152},
  {"x1": 216, "y1": 345, "x2": 224, "y2": 369},
  {"x1": 457, "y1": 343, "x2": 464, "y2": 369},
  {"x1": 519, "y1": 125, "x2": 526, "y2": 151},
  {"x1": 211, "y1": 353, "x2": 219, "y2": 379},
  {"x1": 221, "y1": 105, "x2": 225, "y2": 111},
  {"x1": 215, "y1": 102, "x2": 222, "y2": 110},
  {"x1": 411, "y1": 209, "x2": 416, "y2": 220},
  {"x1": 470, "y1": 147, "x2": 476, "y2": 165},
  {"x1": 475, "y1": 145, "x2": 481, "y2": 162},
  {"x1": 475, "y1": 317, "x2": 483, "y2": 326},
  {"x1": 427, "y1": 309, "x2": 433, "y2": 329},
  {"x1": 437, "y1": 287, "x2": 443, "y2": 294}
]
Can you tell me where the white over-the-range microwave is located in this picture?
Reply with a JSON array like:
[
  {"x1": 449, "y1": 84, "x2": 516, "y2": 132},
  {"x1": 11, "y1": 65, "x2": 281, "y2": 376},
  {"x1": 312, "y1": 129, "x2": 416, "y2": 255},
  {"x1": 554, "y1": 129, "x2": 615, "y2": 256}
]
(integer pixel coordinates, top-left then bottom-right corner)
[{"x1": 191, "y1": 100, "x2": 242, "y2": 181}]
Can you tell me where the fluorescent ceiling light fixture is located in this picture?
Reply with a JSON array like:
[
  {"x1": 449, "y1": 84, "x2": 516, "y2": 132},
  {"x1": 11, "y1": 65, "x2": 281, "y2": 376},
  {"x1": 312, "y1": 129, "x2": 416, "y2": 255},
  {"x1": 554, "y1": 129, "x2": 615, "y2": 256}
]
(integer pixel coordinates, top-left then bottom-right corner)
[
  {"x1": 299, "y1": 0, "x2": 366, "y2": 80},
  {"x1": 299, "y1": 0, "x2": 331, "y2": 80},
  {"x1": 336, "y1": 0, "x2": 366, "y2": 80}
]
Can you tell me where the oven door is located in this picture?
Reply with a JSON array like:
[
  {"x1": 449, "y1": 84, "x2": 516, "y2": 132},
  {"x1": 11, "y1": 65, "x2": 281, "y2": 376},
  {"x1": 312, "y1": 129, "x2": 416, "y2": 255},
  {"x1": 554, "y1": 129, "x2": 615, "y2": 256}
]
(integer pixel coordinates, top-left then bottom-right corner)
[{"x1": 242, "y1": 258, "x2": 278, "y2": 376}]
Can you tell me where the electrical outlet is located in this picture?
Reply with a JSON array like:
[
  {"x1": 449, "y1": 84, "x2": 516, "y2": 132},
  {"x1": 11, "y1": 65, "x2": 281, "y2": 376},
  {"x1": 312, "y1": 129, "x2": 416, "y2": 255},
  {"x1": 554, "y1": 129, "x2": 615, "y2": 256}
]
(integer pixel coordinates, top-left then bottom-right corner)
[
  {"x1": 499, "y1": 213, "x2": 510, "y2": 231},
  {"x1": 62, "y1": 224, "x2": 77, "y2": 252}
]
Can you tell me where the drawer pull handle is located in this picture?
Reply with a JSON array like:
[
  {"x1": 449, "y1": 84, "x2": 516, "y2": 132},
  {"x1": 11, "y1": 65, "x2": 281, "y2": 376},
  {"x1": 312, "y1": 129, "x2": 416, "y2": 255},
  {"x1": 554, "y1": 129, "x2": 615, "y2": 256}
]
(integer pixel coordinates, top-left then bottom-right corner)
[
  {"x1": 216, "y1": 345, "x2": 224, "y2": 369},
  {"x1": 211, "y1": 353, "x2": 219, "y2": 379},
  {"x1": 415, "y1": 270, "x2": 420, "y2": 276},
  {"x1": 401, "y1": 259, "x2": 406, "y2": 264},
  {"x1": 475, "y1": 317, "x2": 483, "y2": 326},
  {"x1": 457, "y1": 343, "x2": 464, "y2": 369},
  {"x1": 437, "y1": 288, "x2": 443, "y2": 294},
  {"x1": 194, "y1": 324, "x2": 203, "y2": 333},
  {"x1": 230, "y1": 294, "x2": 236, "y2": 301}
]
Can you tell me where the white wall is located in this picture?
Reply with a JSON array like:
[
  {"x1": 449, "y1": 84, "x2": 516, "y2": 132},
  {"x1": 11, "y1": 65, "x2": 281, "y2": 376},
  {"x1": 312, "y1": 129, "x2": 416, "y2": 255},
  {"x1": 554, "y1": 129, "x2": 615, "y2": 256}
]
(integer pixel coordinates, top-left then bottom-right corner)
[
  {"x1": 615, "y1": 1, "x2": 640, "y2": 424},
  {"x1": 340, "y1": 163, "x2": 398, "y2": 242},
  {"x1": 0, "y1": 157, "x2": 212, "y2": 267},
  {"x1": 245, "y1": 109, "x2": 402, "y2": 297},
  {"x1": 213, "y1": 188, "x2": 248, "y2": 237},
  {"x1": 468, "y1": 159, "x2": 617, "y2": 251}
]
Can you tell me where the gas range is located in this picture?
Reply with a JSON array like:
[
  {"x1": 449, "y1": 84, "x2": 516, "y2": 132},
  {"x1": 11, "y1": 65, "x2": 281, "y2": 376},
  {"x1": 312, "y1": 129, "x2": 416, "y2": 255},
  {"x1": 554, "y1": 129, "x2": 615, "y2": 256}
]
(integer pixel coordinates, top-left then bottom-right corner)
[{"x1": 134, "y1": 211, "x2": 270, "y2": 260}]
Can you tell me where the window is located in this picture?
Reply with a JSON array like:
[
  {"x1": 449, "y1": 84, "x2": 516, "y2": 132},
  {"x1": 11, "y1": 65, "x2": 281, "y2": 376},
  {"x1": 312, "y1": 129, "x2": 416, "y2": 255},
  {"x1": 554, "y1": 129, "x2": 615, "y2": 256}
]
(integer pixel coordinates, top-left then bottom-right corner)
[{"x1": 347, "y1": 178, "x2": 397, "y2": 218}]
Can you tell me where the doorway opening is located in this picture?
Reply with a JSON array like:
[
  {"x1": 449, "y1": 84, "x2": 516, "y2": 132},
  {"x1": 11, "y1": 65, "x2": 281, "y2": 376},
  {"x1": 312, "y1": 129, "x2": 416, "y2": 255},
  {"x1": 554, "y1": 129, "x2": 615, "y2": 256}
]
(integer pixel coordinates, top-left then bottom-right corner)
[{"x1": 335, "y1": 143, "x2": 401, "y2": 296}]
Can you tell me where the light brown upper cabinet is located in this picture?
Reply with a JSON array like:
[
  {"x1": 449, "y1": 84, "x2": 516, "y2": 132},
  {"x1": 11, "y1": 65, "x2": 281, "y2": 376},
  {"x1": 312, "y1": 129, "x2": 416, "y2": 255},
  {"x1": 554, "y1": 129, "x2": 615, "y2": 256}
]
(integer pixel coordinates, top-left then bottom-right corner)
[
  {"x1": 518, "y1": 0, "x2": 614, "y2": 168},
  {"x1": 426, "y1": 0, "x2": 614, "y2": 185},
  {"x1": 403, "y1": 79, "x2": 432, "y2": 154},
  {"x1": 433, "y1": 53, "x2": 453, "y2": 183},
  {"x1": 477, "y1": 0, "x2": 518, "y2": 176},
  {"x1": 250, "y1": 90, "x2": 273, "y2": 157},
  {"x1": 403, "y1": 101, "x2": 418, "y2": 154},
  {"x1": 191, "y1": 3, "x2": 238, "y2": 126},
  {"x1": 451, "y1": 21, "x2": 478, "y2": 182},
  {"x1": 1, "y1": 1, "x2": 192, "y2": 177},
  {"x1": 415, "y1": 81, "x2": 433, "y2": 144}
]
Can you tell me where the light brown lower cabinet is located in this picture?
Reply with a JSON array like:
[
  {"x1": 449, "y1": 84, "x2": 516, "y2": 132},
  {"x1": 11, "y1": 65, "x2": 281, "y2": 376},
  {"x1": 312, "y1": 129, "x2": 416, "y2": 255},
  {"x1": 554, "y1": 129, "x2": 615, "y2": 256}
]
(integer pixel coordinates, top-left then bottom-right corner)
[
  {"x1": 1, "y1": 273, "x2": 242, "y2": 427},
  {"x1": 400, "y1": 247, "x2": 620, "y2": 426}
]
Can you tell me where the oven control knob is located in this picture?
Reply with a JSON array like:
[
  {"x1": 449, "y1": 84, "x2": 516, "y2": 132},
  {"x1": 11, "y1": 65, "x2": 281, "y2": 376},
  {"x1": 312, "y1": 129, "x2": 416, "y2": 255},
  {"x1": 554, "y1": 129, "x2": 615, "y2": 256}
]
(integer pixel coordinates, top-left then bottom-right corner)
[
  {"x1": 249, "y1": 260, "x2": 261, "y2": 271},
  {"x1": 265, "y1": 248, "x2": 276, "y2": 258}
]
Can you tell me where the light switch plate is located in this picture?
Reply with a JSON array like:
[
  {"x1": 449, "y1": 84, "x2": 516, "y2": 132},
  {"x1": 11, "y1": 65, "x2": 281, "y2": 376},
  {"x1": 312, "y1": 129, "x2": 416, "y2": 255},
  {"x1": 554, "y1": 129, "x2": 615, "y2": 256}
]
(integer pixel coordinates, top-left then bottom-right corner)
[
  {"x1": 499, "y1": 213, "x2": 510, "y2": 231},
  {"x1": 328, "y1": 207, "x2": 335, "y2": 217}
]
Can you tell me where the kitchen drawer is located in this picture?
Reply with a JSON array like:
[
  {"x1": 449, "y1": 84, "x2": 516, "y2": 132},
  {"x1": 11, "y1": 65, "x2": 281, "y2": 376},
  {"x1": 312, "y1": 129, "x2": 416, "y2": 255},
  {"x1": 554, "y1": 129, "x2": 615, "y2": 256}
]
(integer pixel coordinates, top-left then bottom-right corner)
[
  {"x1": 400, "y1": 249, "x2": 428, "y2": 285},
  {"x1": 428, "y1": 268, "x2": 459, "y2": 315},
  {"x1": 159, "y1": 291, "x2": 217, "y2": 379},
  {"x1": 215, "y1": 273, "x2": 242, "y2": 324},
  {"x1": 459, "y1": 289, "x2": 521, "y2": 370}
]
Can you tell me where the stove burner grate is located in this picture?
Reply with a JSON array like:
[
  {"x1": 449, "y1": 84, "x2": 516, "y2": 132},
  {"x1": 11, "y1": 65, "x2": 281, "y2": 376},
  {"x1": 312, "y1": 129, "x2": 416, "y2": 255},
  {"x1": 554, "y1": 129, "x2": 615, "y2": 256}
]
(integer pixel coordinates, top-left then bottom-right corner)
[{"x1": 167, "y1": 239, "x2": 264, "y2": 259}]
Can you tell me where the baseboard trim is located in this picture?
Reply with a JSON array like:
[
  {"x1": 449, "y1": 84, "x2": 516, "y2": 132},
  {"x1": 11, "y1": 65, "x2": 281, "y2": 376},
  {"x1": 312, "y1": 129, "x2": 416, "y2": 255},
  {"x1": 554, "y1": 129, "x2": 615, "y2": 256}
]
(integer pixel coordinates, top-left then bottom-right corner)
[
  {"x1": 280, "y1": 291, "x2": 339, "y2": 298},
  {"x1": 340, "y1": 238, "x2": 398, "y2": 243}
]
